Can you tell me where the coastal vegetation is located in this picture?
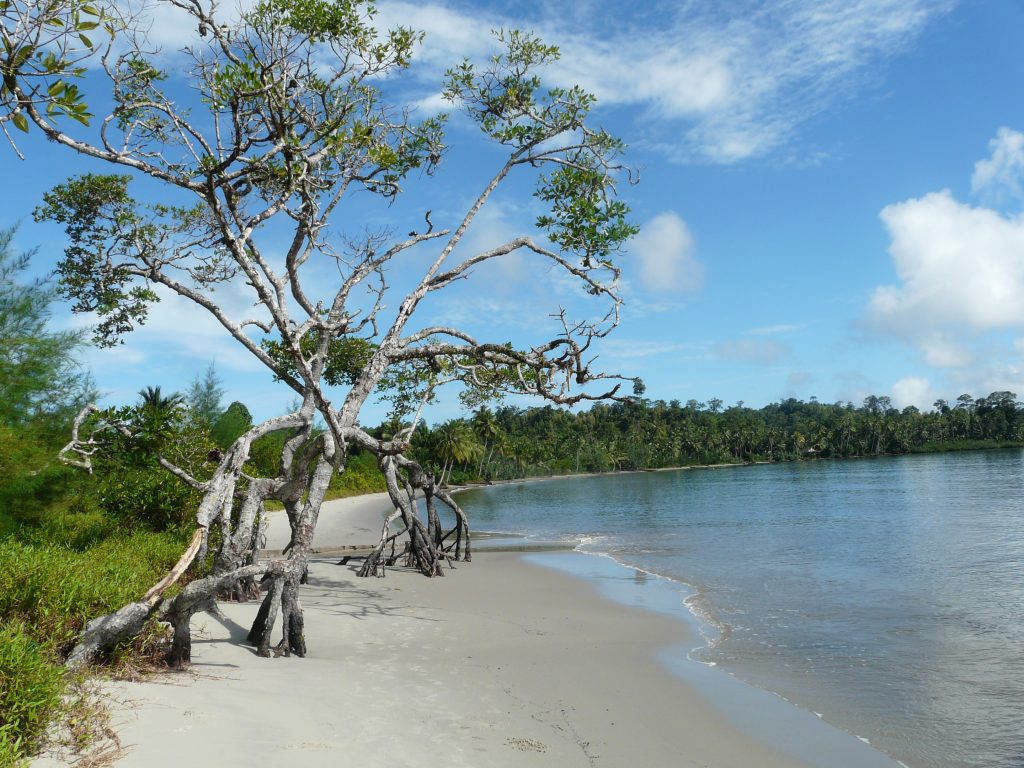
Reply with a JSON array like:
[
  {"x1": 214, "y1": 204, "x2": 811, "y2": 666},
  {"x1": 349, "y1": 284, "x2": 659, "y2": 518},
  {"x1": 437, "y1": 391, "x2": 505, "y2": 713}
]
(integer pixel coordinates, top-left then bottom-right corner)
[
  {"x1": 2, "y1": 0, "x2": 639, "y2": 747},
  {"x1": 401, "y1": 392, "x2": 1024, "y2": 484},
  {"x1": 2, "y1": 212, "x2": 1021, "y2": 763},
  {"x1": 2, "y1": 2, "x2": 1021, "y2": 765}
]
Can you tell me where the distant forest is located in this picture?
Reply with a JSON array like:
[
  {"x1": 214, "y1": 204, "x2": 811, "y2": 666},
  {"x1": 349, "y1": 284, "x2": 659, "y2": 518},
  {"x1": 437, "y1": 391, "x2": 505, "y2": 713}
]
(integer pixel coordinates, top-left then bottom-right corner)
[{"x1": 399, "y1": 392, "x2": 1024, "y2": 485}]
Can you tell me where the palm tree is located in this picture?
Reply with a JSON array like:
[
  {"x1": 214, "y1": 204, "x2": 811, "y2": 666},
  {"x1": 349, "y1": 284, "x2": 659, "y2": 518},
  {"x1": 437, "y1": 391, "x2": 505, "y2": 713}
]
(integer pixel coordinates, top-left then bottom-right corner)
[
  {"x1": 471, "y1": 407, "x2": 503, "y2": 477},
  {"x1": 433, "y1": 422, "x2": 482, "y2": 486},
  {"x1": 138, "y1": 385, "x2": 184, "y2": 411}
]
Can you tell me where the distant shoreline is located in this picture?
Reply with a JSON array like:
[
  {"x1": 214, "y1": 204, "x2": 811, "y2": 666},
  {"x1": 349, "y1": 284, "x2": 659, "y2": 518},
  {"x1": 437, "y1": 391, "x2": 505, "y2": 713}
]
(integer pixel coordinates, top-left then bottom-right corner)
[{"x1": 445, "y1": 441, "x2": 1024, "y2": 495}]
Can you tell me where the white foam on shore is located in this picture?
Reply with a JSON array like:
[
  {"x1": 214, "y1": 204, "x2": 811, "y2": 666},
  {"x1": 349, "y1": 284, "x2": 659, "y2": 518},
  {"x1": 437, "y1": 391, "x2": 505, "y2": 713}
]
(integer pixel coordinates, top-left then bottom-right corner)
[{"x1": 570, "y1": 540, "x2": 729, "y2": 663}]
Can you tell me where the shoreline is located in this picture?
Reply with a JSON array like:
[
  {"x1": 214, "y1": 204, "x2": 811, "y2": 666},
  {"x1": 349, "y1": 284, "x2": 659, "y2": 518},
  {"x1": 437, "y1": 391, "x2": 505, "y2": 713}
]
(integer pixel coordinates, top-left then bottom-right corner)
[
  {"x1": 33, "y1": 551, "x2": 900, "y2": 768},
  {"x1": 529, "y1": 551, "x2": 904, "y2": 768},
  {"x1": 33, "y1": 482, "x2": 916, "y2": 767}
]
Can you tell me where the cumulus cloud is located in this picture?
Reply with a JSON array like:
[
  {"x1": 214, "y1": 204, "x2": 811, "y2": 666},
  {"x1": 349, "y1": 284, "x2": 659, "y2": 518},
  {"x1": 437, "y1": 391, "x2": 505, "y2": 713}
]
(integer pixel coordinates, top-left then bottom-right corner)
[
  {"x1": 867, "y1": 190, "x2": 1024, "y2": 341},
  {"x1": 972, "y1": 127, "x2": 1024, "y2": 203},
  {"x1": 629, "y1": 212, "x2": 703, "y2": 294},
  {"x1": 713, "y1": 338, "x2": 791, "y2": 365},
  {"x1": 76, "y1": 281, "x2": 270, "y2": 380},
  {"x1": 379, "y1": 0, "x2": 950, "y2": 162},
  {"x1": 868, "y1": 128, "x2": 1024, "y2": 396},
  {"x1": 891, "y1": 376, "x2": 936, "y2": 410}
]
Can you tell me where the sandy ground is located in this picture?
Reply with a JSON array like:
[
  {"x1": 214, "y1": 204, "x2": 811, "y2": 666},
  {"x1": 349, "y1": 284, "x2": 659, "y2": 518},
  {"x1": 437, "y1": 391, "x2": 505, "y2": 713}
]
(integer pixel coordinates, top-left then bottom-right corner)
[
  {"x1": 33, "y1": 494, "x2": 903, "y2": 768},
  {"x1": 262, "y1": 492, "x2": 392, "y2": 552}
]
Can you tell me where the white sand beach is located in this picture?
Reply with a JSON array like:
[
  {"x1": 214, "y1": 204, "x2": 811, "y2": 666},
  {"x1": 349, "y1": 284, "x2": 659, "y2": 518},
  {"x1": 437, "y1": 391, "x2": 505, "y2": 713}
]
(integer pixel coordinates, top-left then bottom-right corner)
[
  {"x1": 261, "y1": 492, "x2": 393, "y2": 552},
  {"x1": 34, "y1": 494, "x2": 902, "y2": 768}
]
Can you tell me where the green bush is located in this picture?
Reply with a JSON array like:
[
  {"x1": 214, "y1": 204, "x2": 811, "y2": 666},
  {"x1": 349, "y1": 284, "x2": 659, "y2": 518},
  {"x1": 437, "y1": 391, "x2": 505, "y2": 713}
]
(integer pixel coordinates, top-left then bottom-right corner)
[
  {"x1": 97, "y1": 465, "x2": 200, "y2": 532},
  {"x1": 0, "y1": 532, "x2": 187, "y2": 651},
  {"x1": 0, "y1": 621, "x2": 64, "y2": 761},
  {"x1": 329, "y1": 451, "x2": 386, "y2": 497},
  {"x1": 0, "y1": 425, "x2": 89, "y2": 528},
  {"x1": 0, "y1": 527, "x2": 189, "y2": 764}
]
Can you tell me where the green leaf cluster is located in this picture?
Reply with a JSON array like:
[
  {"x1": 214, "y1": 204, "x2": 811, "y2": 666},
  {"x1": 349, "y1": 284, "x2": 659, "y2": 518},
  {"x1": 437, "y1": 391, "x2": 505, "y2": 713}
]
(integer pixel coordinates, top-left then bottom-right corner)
[
  {"x1": 1, "y1": 0, "x2": 111, "y2": 130},
  {"x1": 262, "y1": 332, "x2": 377, "y2": 387},
  {"x1": 442, "y1": 30, "x2": 564, "y2": 147},
  {"x1": 35, "y1": 174, "x2": 162, "y2": 346},
  {"x1": 535, "y1": 156, "x2": 638, "y2": 264}
]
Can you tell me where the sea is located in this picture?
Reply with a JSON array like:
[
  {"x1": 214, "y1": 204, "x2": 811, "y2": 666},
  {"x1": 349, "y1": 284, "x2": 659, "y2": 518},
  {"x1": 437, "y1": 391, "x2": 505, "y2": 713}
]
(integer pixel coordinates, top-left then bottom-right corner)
[{"x1": 454, "y1": 450, "x2": 1024, "y2": 768}]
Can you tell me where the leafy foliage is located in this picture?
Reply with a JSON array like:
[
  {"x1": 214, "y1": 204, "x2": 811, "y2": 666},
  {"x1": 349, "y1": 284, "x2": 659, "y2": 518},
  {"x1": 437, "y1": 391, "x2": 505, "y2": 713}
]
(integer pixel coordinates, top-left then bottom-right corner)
[
  {"x1": 405, "y1": 392, "x2": 1024, "y2": 483},
  {"x1": 0, "y1": 528, "x2": 188, "y2": 764},
  {"x1": 0, "y1": 620, "x2": 64, "y2": 759},
  {"x1": 211, "y1": 401, "x2": 253, "y2": 451},
  {"x1": 34, "y1": 175, "x2": 160, "y2": 346},
  {"x1": 0, "y1": 227, "x2": 92, "y2": 424},
  {"x1": 83, "y1": 396, "x2": 212, "y2": 531},
  {"x1": 0, "y1": 0, "x2": 110, "y2": 133},
  {"x1": 262, "y1": 333, "x2": 377, "y2": 387}
]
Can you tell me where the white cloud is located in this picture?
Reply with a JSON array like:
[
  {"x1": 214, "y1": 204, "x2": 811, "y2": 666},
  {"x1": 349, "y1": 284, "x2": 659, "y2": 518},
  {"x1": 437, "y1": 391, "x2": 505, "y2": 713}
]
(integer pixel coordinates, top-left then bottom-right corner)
[
  {"x1": 79, "y1": 281, "x2": 270, "y2": 379},
  {"x1": 713, "y1": 338, "x2": 791, "y2": 365},
  {"x1": 598, "y1": 339, "x2": 699, "y2": 361},
  {"x1": 112, "y1": 0, "x2": 257, "y2": 52},
  {"x1": 112, "y1": 0, "x2": 949, "y2": 163},
  {"x1": 868, "y1": 129, "x2": 1024, "y2": 395},
  {"x1": 412, "y1": 91, "x2": 451, "y2": 113},
  {"x1": 378, "y1": 0, "x2": 950, "y2": 162},
  {"x1": 628, "y1": 212, "x2": 703, "y2": 294},
  {"x1": 751, "y1": 323, "x2": 804, "y2": 335},
  {"x1": 891, "y1": 376, "x2": 935, "y2": 410},
  {"x1": 971, "y1": 127, "x2": 1024, "y2": 203},
  {"x1": 868, "y1": 190, "x2": 1024, "y2": 338},
  {"x1": 448, "y1": 201, "x2": 529, "y2": 286},
  {"x1": 918, "y1": 335, "x2": 972, "y2": 369}
]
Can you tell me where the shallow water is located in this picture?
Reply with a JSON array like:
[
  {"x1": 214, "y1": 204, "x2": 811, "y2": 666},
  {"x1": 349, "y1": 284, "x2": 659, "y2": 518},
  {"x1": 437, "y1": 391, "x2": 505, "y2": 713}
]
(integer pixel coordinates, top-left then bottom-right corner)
[{"x1": 456, "y1": 451, "x2": 1024, "y2": 768}]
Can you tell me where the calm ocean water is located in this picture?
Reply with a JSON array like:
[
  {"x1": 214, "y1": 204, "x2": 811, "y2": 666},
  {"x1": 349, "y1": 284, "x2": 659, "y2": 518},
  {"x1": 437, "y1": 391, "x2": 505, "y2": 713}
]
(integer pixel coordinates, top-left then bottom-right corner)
[{"x1": 456, "y1": 451, "x2": 1024, "y2": 768}]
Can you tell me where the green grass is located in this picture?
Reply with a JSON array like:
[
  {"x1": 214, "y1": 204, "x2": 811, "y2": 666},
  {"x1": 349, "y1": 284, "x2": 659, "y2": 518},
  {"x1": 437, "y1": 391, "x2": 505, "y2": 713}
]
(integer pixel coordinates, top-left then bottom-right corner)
[
  {"x1": 0, "y1": 531, "x2": 187, "y2": 652},
  {"x1": 0, "y1": 621, "x2": 64, "y2": 763},
  {"x1": 0, "y1": 526, "x2": 188, "y2": 765}
]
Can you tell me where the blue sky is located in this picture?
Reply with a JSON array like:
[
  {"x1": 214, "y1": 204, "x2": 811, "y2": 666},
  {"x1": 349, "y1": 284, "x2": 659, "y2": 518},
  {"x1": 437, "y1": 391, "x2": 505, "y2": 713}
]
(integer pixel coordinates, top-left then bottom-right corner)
[{"x1": 5, "y1": 0, "x2": 1024, "y2": 424}]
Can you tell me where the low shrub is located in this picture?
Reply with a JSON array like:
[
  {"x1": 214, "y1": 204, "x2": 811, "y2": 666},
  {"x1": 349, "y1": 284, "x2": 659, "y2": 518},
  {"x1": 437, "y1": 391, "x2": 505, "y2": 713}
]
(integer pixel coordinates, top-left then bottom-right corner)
[
  {"x1": 328, "y1": 451, "x2": 386, "y2": 497},
  {"x1": 0, "y1": 531, "x2": 187, "y2": 653},
  {"x1": 0, "y1": 621, "x2": 65, "y2": 762},
  {"x1": 0, "y1": 528, "x2": 188, "y2": 765}
]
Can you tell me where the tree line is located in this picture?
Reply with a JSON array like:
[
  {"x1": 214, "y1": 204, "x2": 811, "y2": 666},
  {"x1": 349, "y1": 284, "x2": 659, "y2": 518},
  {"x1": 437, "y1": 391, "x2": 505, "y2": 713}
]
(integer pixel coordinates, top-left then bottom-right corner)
[{"x1": 399, "y1": 392, "x2": 1024, "y2": 485}]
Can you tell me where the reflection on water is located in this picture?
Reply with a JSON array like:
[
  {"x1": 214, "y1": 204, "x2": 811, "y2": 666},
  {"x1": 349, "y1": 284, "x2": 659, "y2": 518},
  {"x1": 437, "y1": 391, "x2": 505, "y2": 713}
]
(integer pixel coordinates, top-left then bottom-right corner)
[{"x1": 456, "y1": 451, "x2": 1024, "y2": 768}]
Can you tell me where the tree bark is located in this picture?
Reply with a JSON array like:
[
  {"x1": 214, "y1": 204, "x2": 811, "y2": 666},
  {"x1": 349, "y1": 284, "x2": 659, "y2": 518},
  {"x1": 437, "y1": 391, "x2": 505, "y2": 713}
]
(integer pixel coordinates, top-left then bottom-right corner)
[{"x1": 253, "y1": 576, "x2": 283, "y2": 657}]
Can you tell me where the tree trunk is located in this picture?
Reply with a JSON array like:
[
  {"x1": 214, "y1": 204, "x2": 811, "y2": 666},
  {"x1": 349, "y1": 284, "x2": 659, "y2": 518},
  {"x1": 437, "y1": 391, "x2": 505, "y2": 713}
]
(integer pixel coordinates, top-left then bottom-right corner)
[
  {"x1": 213, "y1": 481, "x2": 270, "y2": 601},
  {"x1": 436, "y1": 488, "x2": 471, "y2": 563},
  {"x1": 167, "y1": 612, "x2": 192, "y2": 669},
  {"x1": 281, "y1": 577, "x2": 306, "y2": 657},
  {"x1": 249, "y1": 450, "x2": 335, "y2": 653},
  {"x1": 360, "y1": 455, "x2": 442, "y2": 577},
  {"x1": 425, "y1": 490, "x2": 443, "y2": 548},
  {"x1": 253, "y1": 576, "x2": 283, "y2": 657}
]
